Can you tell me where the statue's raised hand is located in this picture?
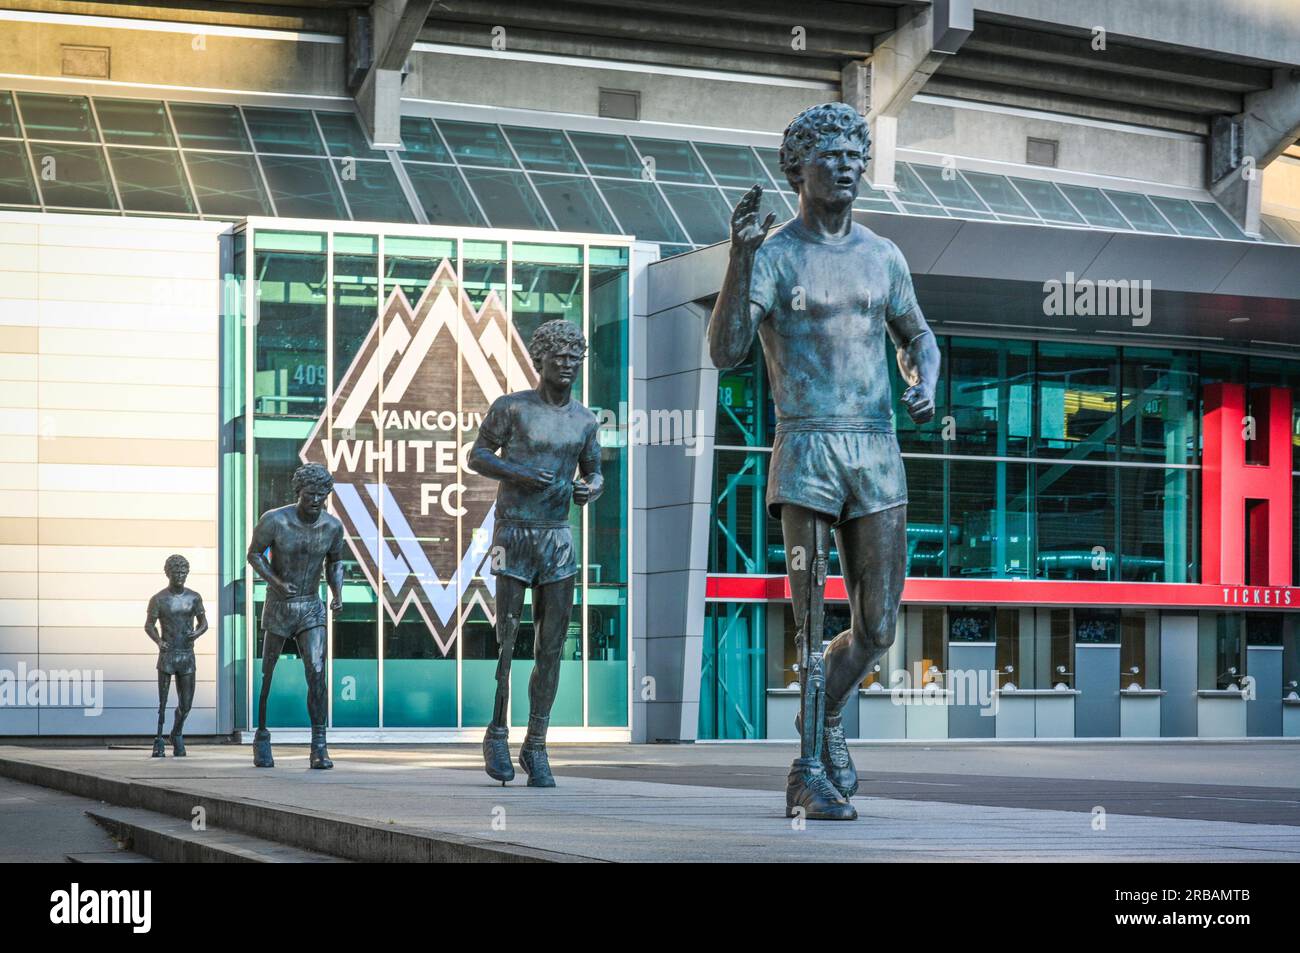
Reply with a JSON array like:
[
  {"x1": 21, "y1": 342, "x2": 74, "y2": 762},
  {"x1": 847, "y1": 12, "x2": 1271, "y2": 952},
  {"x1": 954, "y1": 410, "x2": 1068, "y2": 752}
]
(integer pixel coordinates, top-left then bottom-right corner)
[{"x1": 730, "y1": 184, "x2": 776, "y2": 255}]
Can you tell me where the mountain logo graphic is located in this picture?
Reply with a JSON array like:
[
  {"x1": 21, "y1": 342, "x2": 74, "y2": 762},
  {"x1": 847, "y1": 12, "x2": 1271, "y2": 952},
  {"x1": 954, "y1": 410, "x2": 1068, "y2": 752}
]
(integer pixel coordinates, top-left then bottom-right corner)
[{"x1": 300, "y1": 259, "x2": 537, "y2": 655}]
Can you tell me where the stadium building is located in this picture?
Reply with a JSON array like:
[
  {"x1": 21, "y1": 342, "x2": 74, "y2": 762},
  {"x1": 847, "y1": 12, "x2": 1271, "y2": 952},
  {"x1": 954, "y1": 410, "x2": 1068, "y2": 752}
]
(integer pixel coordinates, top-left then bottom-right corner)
[{"x1": 2, "y1": 0, "x2": 1300, "y2": 743}]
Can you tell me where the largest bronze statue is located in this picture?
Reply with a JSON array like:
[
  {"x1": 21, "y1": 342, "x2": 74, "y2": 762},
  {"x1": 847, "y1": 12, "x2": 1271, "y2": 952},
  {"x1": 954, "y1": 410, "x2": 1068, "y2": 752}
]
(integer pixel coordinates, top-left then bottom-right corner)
[{"x1": 708, "y1": 103, "x2": 940, "y2": 820}]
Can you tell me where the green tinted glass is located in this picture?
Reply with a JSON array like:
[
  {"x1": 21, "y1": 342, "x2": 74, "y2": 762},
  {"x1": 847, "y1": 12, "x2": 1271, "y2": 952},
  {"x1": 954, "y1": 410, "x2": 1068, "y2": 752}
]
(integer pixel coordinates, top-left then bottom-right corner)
[
  {"x1": 0, "y1": 92, "x2": 18, "y2": 138},
  {"x1": 29, "y1": 143, "x2": 116, "y2": 208},
  {"x1": 184, "y1": 151, "x2": 271, "y2": 216},
  {"x1": 170, "y1": 103, "x2": 250, "y2": 151},
  {"x1": 258, "y1": 155, "x2": 347, "y2": 218},
  {"x1": 568, "y1": 131, "x2": 642, "y2": 178},
  {"x1": 1103, "y1": 190, "x2": 1175, "y2": 234},
  {"x1": 403, "y1": 163, "x2": 485, "y2": 227},
  {"x1": 398, "y1": 116, "x2": 451, "y2": 162},
  {"x1": 17, "y1": 93, "x2": 97, "y2": 141},
  {"x1": 504, "y1": 126, "x2": 582, "y2": 173},
  {"x1": 437, "y1": 119, "x2": 517, "y2": 168},
  {"x1": 1059, "y1": 184, "x2": 1128, "y2": 229},
  {"x1": 594, "y1": 178, "x2": 687, "y2": 243},
  {"x1": 695, "y1": 142, "x2": 773, "y2": 189},
  {"x1": 661, "y1": 184, "x2": 730, "y2": 244},
  {"x1": 334, "y1": 159, "x2": 415, "y2": 223},
  {"x1": 460, "y1": 167, "x2": 550, "y2": 229},
  {"x1": 1011, "y1": 177, "x2": 1085, "y2": 224},
  {"x1": 964, "y1": 171, "x2": 1036, "y2": 217},
  {"x1": 316, "y1": 111, "x2": 388, "y2": 158},
  {"x1": 0, "y1": 140, "x2": 37, "y2": 205},
  {"x1": 531, "y1": 173, "x2": 619, "y2": 233},
  {"x1": 1151, "y1": 196, "x2": 1216, "y2": 237},
  {"x1": 631, "y1": 137, "x2": 710, "y2": 184},
  {"x1": 108, "y1": 147, "x2": 195, "y2": 214},
  {"x1": 243, "y1": 107, "x2": 325, "y2": 156},
  {"x1": 95, "y1": 99, "x2": 174, "y2": 146}
]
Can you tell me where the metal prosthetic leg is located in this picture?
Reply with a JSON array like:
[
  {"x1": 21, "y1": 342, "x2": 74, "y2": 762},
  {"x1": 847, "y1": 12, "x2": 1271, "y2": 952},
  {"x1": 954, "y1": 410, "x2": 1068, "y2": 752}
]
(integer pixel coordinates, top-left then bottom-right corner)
[
  {"x1": 152, "y1": 673, "x2": 170, "y2": 758},
  {"x1": 482, "y1": 606, "x2": 520, "y2": 784},
  {"x1": 786, "y1": 524, "x2": 856, "y2": 821}
]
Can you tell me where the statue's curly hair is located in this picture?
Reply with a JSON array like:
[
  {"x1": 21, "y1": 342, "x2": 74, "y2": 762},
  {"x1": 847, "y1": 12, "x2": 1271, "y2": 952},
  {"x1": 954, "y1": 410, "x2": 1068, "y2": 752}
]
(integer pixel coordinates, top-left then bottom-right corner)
[
  {"x1": 778, "y1": 102, "x2": 871, "y2": 190},
  {"x1": 292, "y1": 462, "x2": 334, "y2": 497},
  {"x1": 528, "y1": 319, "x2": 587, "y2": 370},
  {"x1": 164, "y1": 554, "x2": 190, "y2": 576}
]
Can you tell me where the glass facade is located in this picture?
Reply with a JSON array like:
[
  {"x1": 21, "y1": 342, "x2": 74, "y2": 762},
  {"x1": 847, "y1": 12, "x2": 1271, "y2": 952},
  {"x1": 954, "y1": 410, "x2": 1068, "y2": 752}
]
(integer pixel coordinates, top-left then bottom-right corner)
[
  {"x1": 4, "y1": 90, "x2": 1290, "y2": 251},
  {"x1": 704, "y1": 334, "x2": 1300, "y2": 738},
  {"x1": 226, "y1": 223, "x2": 631, "y2": 731}
]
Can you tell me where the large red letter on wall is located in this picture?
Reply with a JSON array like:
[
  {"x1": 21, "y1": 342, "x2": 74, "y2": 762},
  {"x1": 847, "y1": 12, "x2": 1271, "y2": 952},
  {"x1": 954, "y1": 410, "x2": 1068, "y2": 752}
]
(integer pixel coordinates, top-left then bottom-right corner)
[{"x1": 1202, "y1": 383, "x2": 1293, "y2": 586}]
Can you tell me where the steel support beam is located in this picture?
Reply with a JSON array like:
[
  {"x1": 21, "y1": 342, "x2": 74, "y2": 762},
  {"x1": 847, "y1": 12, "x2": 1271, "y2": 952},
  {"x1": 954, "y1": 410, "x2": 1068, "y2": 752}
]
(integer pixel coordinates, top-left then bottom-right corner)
[{"x1": 1211, "y1": 68, "x2": 1300, "y2": 236}]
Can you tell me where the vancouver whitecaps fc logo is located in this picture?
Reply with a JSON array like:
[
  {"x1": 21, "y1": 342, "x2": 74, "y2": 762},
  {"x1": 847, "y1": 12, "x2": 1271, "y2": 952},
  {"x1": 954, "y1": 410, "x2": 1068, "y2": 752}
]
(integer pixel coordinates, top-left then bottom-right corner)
[{"x1": 300, "y1": 259, "x2": 537, "y2": 654}]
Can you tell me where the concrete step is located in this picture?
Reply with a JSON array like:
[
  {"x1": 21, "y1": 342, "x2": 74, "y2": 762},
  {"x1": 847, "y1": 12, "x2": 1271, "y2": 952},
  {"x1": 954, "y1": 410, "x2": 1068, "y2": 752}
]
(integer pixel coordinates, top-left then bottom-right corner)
[
  {"x1": 66, "y1": 850, "x2": 158, "y2": 863},
  {"x1": 0, "y1": 752, "x2": 590, "y2": 862},
  {"x1": 86, "y1": 806, "x2": 350, "y2": 863}
]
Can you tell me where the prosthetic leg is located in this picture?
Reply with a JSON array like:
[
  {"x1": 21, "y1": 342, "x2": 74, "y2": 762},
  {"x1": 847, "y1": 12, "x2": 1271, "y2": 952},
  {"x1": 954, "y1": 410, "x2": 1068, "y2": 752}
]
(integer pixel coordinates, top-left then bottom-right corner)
[
  {"x1": 483, "y1": 577, "x2": 525, "y2": 784},
  {"x1": 517, "y1": 577, "x2": 573, "y2": 788},
  {"x1": 253, "y1": 632, "x2": 282, "y2": 768},
  {"x1": 169, "y1": 672, "x2": 194, "y2": 757},
  {"x1": 785, "y1": 508, "x2": 856, "y2": 821},
  {"x1": 152, "y1": 673, "x2": 170, "y2": 758}
]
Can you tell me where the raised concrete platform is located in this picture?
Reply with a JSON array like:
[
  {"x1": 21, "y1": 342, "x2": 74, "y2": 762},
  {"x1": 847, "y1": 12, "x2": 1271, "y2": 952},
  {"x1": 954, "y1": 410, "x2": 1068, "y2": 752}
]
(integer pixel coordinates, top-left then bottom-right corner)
[{"x1": 2, "y1": 741, "x2": 1298, "y2": 862}]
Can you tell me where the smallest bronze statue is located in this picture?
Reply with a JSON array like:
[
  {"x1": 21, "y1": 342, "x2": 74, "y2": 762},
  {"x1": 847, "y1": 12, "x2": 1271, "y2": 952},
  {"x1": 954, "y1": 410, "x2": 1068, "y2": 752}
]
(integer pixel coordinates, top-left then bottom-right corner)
[{"x1": 144, "y1": 555, "x2": 207, "y2": 757}]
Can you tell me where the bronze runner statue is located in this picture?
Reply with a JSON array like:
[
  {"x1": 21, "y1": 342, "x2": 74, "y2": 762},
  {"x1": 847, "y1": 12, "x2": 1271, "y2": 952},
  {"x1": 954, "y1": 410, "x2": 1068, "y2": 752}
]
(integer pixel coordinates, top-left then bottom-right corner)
[
  {"x1": 247, "y1": 462, "x2": 345, "y2": 769},
  {"x1": 144, "y1": 554, "x2": 207, "y2": 757},
  {"x1": 469, "y1": 319, "x2": 603, "y2": 787},
  {"x1": 708, "y1": 103, "x2": 940, "y2": 820}
]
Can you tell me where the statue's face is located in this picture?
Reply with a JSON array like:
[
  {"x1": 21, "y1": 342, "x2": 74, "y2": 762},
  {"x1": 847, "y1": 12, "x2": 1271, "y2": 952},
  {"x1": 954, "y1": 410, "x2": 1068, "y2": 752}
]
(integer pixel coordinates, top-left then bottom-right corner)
[
  {"x1": 166, "y1": 565, "x2": 188, "y2": 587},
  {"x1": 297, "y1": 485, "x2": 330, "y2": 520},
  {"x1": 539, "y1": 343, "x2": 585, "y2": 391},
  {"x1": 796, "y1": 132, "x2": 865, "y2": 207}
]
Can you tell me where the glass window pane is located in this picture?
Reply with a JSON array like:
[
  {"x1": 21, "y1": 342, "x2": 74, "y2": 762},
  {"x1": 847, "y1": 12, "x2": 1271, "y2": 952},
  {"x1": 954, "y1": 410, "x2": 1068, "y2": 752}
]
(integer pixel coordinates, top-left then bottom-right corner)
[
  {"x1": 949, "y1": 461, "x2": 1032, "y2": 577},
  {"x1": 894, "y1": 163, "x2": 942, "y2": 206},
  {"x1": 29, "y1": 143, "x2": 116, "y2": 209},
  {"x1": 722, "y1": 187, "x2": 789, "y2": 230},
  {"x1": 460, "y1": 167, "x2": 550, "y2": 229},
  {"x1": 1036, "y1": 342, "x2": 1118, "y2": 460},
  {"x1": 964, "y1": 171, "x2": 1036, "y2": 217},
  {"x1": 854, "y1": 194, "x2": 897, "y2": 213},
  {"x1": 1059, "y1": 184, "x2": 1129, "y2": 229},
  {"x1": 1192, "y1": 200, "x2": 1248, "y2": 240},
  {"x1": 436, "y1": 119, "x2": 517, "y2": 167},
  {"x1": 901, "y1": 202, "x2": 949, "y2": 217},
  {"x1": 398, "y1": 115, "x2": 450, "y2": 161},
  {"x1": 694, "y1": 141, "x2": 773, "y2": 189},
  {"x1": 315, "y1": 111, "x2": 388, "y2": 158},
  {"x1": 243, "y1": 107, "x2": 324, "y2": 156},
  {"x1": 258, "y1": 155, "x2": 347, "y2": 218},
  {"x1": 912, "y1": 164, "x2": 989, "y2": 213},
  {"x1": 595, "y1": 178, "x2": 688, "y2": 243},
  {"x1": 1011, "y1": 178, "x2": 1085, "y2": 224},
  {"x1": 184, "y1": 151, "x2": 271, "y2": 216},
  {"x1": 335, "y1": 159, "x2": 415, "y2": 222},
  {"x1": 1150, "y1": 196, "x2": 1216, "y2": 237},
  {"x1": 1037, "y1": 462, "x2": 1116, "y2": 580},
  {"x1": 107, "y1": 147, "x2": 195, "y2": 214},
  {"x1": 660, "y1": 184, "x2": 730, "y2": 244},
  {"x1": 170, "y1": 102, "x2": 250, "y2": 151},
  {"x1": 0, "y1": 92, "x2": 19, "y2": 138},
  {"x1": 754, "y1": 147, "x2": 790, "y2": 190},
  {"x1": 711, "y1": 450, "x2": 782, "y2": 574},
  {"x1": 904, "y1": 457, "x2": 945, "y2": 577},
  {"x1": 252, "y1": 245, "x2": 327, "y2": 421},
  {"x1": 17, "y1": 93, "x2": 97, "y2": 142},
  {"x1": 403, "y1": 162, "x2": 485, "y2": 226},
  {"x1": 1121, "y1": 466, "x2": 1192, "y2": 582},
  {"x1": 531, "y1": 173, "x2": 619, "y2": 233},
  {"x1": 503, "y1": 125, "x2": 582, "y2": 173},
  {"x1": 95, "y1": 99, "x2": 174, "y2": 146},
  {"x1": 1121, "y1": 348, "x2": 1195, "y2": 465},
  {"x1": 1102, "y1": 190, "x2": 1175, "y2": 234},
  {"x1": 568, "y1": 131, "x2": 642, "y2": 178},
  {"x1": 631, "y1": 137, "x2": 710, "y2": 184},
  {"x1": 0, "y1": 140, "x2": 38, "y2": 205},
  {"x1": 948, "y1": 337, "x2": 1032, "y2": 455}
]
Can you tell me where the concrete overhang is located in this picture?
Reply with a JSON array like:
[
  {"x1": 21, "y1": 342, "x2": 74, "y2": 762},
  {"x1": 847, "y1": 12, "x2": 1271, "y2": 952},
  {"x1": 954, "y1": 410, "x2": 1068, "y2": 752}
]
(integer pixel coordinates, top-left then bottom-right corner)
[{"x1": 647, "y1": 211, "x2": 1300, "y2": 353}]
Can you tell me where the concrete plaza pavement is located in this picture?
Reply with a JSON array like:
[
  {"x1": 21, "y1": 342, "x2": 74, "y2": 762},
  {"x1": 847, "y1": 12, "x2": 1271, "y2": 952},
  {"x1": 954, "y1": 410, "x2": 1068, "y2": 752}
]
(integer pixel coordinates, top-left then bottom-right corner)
[{"x1": 1, "y1": 741, "x2": 1298, "y2": 862}]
